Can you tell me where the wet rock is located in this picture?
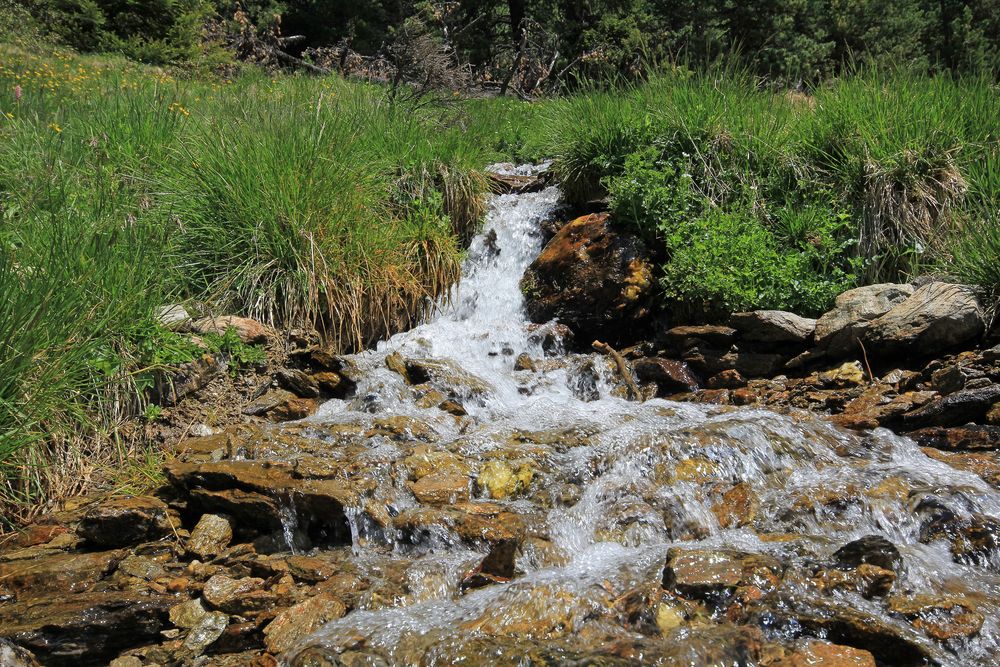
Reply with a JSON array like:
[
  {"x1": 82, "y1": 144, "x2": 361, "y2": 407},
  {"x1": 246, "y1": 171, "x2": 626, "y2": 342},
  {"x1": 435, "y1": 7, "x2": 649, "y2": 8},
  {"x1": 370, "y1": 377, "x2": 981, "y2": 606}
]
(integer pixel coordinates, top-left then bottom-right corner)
[
  {"x1": 863, "y1": 282, "x2": 985, "y2": 357},
  {"x1": 116, "y1": 554, "x2": 168, "y2": 581},
  {"x1": 813, "y1": 563, "x2": 896, "y2": 599},
  {"x1": 513, "y1": 353, "x2": 536, "y2": 372},
  {"x1": 525, "y1": 321, "x2": 573, "y2": 354},
  {"x1": 242, "y1": 389, "x2": 317, "y2": 420},
  {"x1": 0, "y1": 591, "x2": 173, "y2": 666},
  {"x1": 814, "y1": 283, "x2": 914, "y2": 357},
  {"x1": 0, "y1": 639, "x2": 39, "y2": 667},
  {"x1": 902, "y1": 384, "x2": 1000, "y2": 428},
  {"x1": 930, "y1": 364, "x2": 967, "y2": 394},
  {"x1": 275, "y1": 368, "x2": 321, "y2": 398},
  {"x1": 779, "y1": 640, "x2": 876, "y2": 667},
  {"x1": 477, "y1": 460, "x2": 533, "y2": 499},
  {"x1": 401, "y1": 358, "x2": 492, "y2": 397},
  {"x1": 312, "y1": 371, "x2": 345, "y2": 394},
  {"x1": 460, "y1": 538, "x2": 520, "y2": 590},
  {"x1": 438, "y1": 399, "x2": 467, "y2": 416},
  {"x1": 369, "y1": 415, "x2": 440, "y2": 442},
  {"x1": 833, "y1": 535, "x2": 902, "y2": 573},
  {"x1": 661, "y1": 548, "x2": 781, "y2": 598},
  {"x1": 748, "y1": 596, "x2": 942, "y2": 666},
  {"x1": 820, "y1": 361, "x2": 867, "y2": 388},
  {"x1": 707, "y1": 369, "x2": 747, "y2": 389},
  {"x1": 202, "y1": 574, "x2": 275, "y2": 615},
  {"x1": 404, "y1": 446, "x2": 470, "y2": 480},
  {"x1": 657, "y1": 624, "x2": 768, "y2": 665},
  {"x1": 711, "y1": 483, "x2": 759, "y2": 528},
  {"x1": 922, "y1": 448, "x2": 1000, "y2": 488},
  {"x1": 633, "y1": 357, "x2": 699, "y2": 393},
  {"x1": 190, "y1": 315, "x2": 272, "y2": 344},
  {"x1": 683, "y1": 347, "x2": 788, "y2": 379},
  {"x1": 987, "y1": 402, "x2": 1000, "y2": 424},
  {"x1": 384, "y1": 351, "x2": 410, "y2": 381},
  {"x1": 887, "y1": 595, "x2": 984, "y2": 640},
  {"x1": 908, "y1": 424, "x2": 1000, "y2": 451},
  {"x1": 522, "y1": 212, "x2": 653, "y2": 344},
  {"x1": 77, "y1": 496, "x2": 173, "y2": 548},
  {"x1": 950, "y1": 514, "x2": 1000, "y2": 566},
  {"x1": 187, "y1": 514, "x2": 233, "y2": 559},
  {"x1": 170, "y1": 598, "x2": 208, "y2": 629},
  {"x1": 730, "y1": 310, "x2": 816, "y2": 344},
  {"x1": 407, "y1": 471, "x2": 470, "y2": 505},
  {"x1": 263, "y1": 594, "x2": 347, "y2": 654},
  {"x1": 163, "y1": 460, "x2": 352, "y2": 546},
  {"x1": 182, "y1": 611, "x2": 228, "y2": 654},
  {"x1": 0, "y1": 549, "x2": 124, "y2": 599}
]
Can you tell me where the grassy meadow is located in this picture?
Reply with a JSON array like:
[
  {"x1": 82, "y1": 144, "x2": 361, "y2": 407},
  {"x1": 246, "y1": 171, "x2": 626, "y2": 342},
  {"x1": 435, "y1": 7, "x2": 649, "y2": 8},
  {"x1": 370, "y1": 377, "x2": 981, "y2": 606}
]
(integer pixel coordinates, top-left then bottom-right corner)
[{"x1": 1, "y1": 40, "x2": 998, "y2": 523}]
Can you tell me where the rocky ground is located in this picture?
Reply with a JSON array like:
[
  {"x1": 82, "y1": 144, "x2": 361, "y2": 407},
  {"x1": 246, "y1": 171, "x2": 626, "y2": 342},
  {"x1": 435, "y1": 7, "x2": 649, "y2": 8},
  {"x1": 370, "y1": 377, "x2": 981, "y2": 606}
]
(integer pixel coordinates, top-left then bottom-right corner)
[{"x1": 2, "y1": 169, "x2": 1000, "y2": 666}]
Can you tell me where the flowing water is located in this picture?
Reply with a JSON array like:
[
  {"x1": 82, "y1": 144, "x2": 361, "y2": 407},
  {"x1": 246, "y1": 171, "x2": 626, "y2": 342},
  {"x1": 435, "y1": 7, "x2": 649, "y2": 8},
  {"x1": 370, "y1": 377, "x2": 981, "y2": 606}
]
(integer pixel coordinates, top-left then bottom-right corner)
[{"x1": 285, "y1": 167, "x2": 1000, "y2": 665}]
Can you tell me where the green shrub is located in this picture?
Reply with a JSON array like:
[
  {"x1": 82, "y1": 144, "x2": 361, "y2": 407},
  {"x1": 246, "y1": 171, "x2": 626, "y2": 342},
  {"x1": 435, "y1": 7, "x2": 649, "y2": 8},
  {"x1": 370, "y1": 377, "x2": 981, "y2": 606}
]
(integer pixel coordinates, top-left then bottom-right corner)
[{"x1": 607, "y1": 146, "x2": 855, "y2": 319}]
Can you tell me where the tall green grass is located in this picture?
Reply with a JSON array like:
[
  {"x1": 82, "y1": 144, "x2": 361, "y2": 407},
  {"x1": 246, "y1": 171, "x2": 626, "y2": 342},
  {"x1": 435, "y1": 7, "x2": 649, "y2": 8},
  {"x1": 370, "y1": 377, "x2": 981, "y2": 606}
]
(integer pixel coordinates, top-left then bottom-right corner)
[
  {"x1": 528, "y1": 67, "x2": 1000, "y2": 317},
  {"x1": 0, "y1": 44, "x2": 508, "y2": 523}
]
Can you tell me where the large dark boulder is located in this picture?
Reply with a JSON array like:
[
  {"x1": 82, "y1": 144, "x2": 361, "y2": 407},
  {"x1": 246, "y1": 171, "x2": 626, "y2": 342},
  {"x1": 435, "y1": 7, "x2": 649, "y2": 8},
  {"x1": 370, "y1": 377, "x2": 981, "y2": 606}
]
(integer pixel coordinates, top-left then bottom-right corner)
[{"x1": 521, "y1": 213, "x2": 653, "y2": 345}]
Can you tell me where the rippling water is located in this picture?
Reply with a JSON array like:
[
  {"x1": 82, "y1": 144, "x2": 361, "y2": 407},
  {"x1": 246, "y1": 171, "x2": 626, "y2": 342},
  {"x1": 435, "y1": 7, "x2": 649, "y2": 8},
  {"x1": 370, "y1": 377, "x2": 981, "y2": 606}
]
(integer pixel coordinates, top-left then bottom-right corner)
[{"x1": 286, "y1": 167, "x2": 1000, "y2": 666}]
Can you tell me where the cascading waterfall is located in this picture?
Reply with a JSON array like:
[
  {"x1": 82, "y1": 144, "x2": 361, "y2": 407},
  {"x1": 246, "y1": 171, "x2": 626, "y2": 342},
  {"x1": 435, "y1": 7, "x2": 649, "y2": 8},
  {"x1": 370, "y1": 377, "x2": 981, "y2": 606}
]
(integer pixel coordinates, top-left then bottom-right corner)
[{"x1": 284, "y1": 166, "x2": 1000, "y2": 666}]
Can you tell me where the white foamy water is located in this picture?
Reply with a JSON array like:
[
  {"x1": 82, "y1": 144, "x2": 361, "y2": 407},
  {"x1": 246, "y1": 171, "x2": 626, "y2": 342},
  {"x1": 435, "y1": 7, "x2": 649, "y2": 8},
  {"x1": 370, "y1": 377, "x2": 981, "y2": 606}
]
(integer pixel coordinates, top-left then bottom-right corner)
[{"x1": 286, "y1": 168, "x2": 1000, "y2": 666}]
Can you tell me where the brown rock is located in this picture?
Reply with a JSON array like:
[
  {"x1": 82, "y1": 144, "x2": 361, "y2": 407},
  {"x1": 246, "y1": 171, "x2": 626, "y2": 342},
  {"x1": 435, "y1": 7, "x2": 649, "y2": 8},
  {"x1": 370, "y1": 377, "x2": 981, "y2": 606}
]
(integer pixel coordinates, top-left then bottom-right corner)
[
  {"x1": 11, "y1": 524, "x2": 68, "y2": 549},
  {"x1": 707, "y1": 369, "x2": 747, "y2": 389},
  {"x1": 815, "y1": 563, "x2": 896, "y2": 598},
  {"x1": 0, "y1": 591, "x2": 172, "y2": 666},
  {"x1": 191, "y1": 315, "x2": 272, "y2": 344},
  {"x1": 460, "y1": 539, "x2": 521, "y2": 590},
  {"x1": 311, "y1": 371, "x2": 344, "y2": 394},
  {"x1": 661, "y1": 548, "x2": 781, "y2": 597},
  {"x1": 908, "y1": 425, "x2": 1000, "y2": 451},
  {"x1": 187, "y1": 513, "x2": 233, "y2": 559},
  {"x1": 0, "y1": 549, "x2": 124, "y2": 599},
  {"x1": 202, "y1": 574, "x2": 275, "y2": 615},
  {"x1": 922, "y1": 448, "x2": 1000, "y2": 488},
  {"x1": 77, "y1": 496, "x2": 173, "y2": 548},
  {"x1": 170, "y1": 598, "x2": 208, "y2": 629},
  {"x1": 263, "y1": 595, "x2": 346, "y2": 654},
  {"x1": 887, "y1": 595, "x2": 984, "y2": 640},
  {"x1": 521, "y1": 212, "x2": 653, "y2": 344},
  {"x1": 902, "y1": 384, "x2": 1000, "y2": 428},
  {"x1": 275, "y1": 369, "x2": 320, "y2": 398},
  {"x1": 242, "y1": 389, "x2": 311, "y2": 419},
  {"x1": 268, "y1": 396, "x2": 318, "y2": 421},
  {"x1": 163, "y1": 460, "x2": 352, "y2": 545},
  {"x1": 633, "y1": 357, "x2": 699, "y2": 392},
  {"x1": 407, "y1": 471, "x2": 470, "y2": 505},
  {"x1": 785, "y1": 640, "x2": 876, "y2": 667},
  {"x1": 711, "y1": 483, "x2": 759, "y2": 528}
]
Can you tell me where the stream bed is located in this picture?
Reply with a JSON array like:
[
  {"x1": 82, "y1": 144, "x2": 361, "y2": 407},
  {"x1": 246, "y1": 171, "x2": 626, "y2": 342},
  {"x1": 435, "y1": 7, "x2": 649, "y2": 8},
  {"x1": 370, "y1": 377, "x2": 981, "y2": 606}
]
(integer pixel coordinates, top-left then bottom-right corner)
[{"x1": 270, "y1": 167, "x2": 1000, "y2": 665}]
